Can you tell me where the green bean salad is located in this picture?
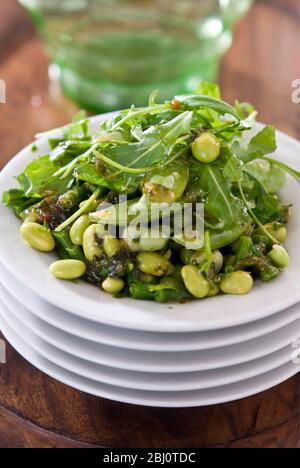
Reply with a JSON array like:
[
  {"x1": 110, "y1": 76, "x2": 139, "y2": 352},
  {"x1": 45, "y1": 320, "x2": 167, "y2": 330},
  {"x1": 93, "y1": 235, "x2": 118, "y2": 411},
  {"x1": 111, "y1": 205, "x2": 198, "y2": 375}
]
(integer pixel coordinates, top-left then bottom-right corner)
[{"x1": 3, "y1": 82, "x2": 300, "y2": 303}]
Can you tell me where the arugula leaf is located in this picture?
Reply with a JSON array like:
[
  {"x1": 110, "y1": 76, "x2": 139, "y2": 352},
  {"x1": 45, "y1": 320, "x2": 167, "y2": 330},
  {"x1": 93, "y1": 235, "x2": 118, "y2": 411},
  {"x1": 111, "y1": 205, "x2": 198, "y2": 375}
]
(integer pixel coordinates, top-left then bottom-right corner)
[
  {"x1": 245, "y1": 159, "x2": 286, "y2": 194},
  {"x1": 174, "y1": 95, "x2": 240, "y2": 120},
  {"x1": 12, "y1": 138, "x2": 93, "y2": 198},
  {"x1": 90, "y1": 112, "x2": 193, "y2": 193},
  {"x1": 63, "y1": 111, "x2": 90, "y2": 140},
  {"x1": 75, "y1": 161, "x2": 105, "y2": 187},
  {"x1": 234, "y1": 101, "x2": 256, "y2": 120},
  {"x1": 16, "y1": 154, "x2": 75, "y2": 197},
  {"x1": 2, "y1": 188, "x2": 41, "y2": 217},
  {"x1": 244, "y1": 171, "x2": 282, "y2": 224},
  {"x1": 233, "y1": 125, "x2": 277, "y2": 163},
  {"x1": 189, "y1": 160, "x2": 243, "y2": 229},
  {"x1": 223, "y1": 154, "x2": 243, "y2": 182},
  {"x1": 262, "y1": 157, "x2": 300, "y2": 185},
  {"x1": 2, "y1": 189, "x2": 39, "y2": 207},
  {"x1": 49, "y1": 140, "x2": 92, "y2": 163},
  {"x1": 53, "y1": 230, "x2": 85, "y2": 261},
  {"x1": 35, "y1": 111, "x2": 90, "y2": 141}
]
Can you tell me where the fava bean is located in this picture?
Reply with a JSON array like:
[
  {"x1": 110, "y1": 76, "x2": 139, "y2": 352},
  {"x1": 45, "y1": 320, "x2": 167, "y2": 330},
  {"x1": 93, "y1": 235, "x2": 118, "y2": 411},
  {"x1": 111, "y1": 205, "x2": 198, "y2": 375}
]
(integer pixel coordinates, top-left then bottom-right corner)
[
  {"x1": 268, "y1": 245, "x2": 290, "y2": 269},
  {"x1": 49, "y1": 260, "x2": 86, "y2": 280},
  {"x1": 181, "y1": 265, "x2": 210, "y2": 299},
  {"x1": 124, "y1": 226, "x2": 168, "y2": 252},
  {"x1": 192, "y1": 132, "x2": 220, "y2": 163},
  {"x1": 220, "y1": 271, "x2": 253, "y2": 295},
  {"x1": 136, "y1": 252, "x2": 170, "y2": 277},
  {"x1": 191, "y1": 251, "x2": 205, "y2": 266},
  {"x1": 258, "y1": 223, "x2": 287, "y2": 244},
  {"x1": 103, "y1": 236, "x2": 121, "y2": 257},
  {"x1": 20, "y1": 222, "x2": 55, "y2": 252},
  {"x1": 191, "y1": 250, "x2": 223, "y2": 274},
  {"x1": 83, "y1": 224, "x2": 103, "y2": 261},
  {"x1": 212, "y1": 250, "x2": 224, "y2": 274},
  {"x1": 207, "y1": 283, "x2": 220, "y2": 297},
  {"x1": 102, "y1": 277, "x2": 125, "y2": 294},
  {"x1": 70, "y1": 215, "x2": 91, "y2": 246}
]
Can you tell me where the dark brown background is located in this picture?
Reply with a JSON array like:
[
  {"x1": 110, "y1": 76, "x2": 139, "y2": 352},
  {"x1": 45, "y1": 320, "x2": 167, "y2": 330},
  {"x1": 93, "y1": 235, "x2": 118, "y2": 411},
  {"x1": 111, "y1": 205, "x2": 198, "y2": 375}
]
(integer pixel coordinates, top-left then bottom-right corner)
[{"x1": 0, "y1": 0, "x2": 299, "y2": 448}]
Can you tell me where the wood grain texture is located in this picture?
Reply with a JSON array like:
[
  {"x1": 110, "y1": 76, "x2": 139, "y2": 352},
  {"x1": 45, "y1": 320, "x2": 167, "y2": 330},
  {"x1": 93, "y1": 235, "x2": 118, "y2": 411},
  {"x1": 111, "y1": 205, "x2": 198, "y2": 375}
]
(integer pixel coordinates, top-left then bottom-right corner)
[
  {"x1": 0, "y1": 0, "x2": 34, "y2": 62},
  {"x1": 0, "y1": 0, "x2": 299, "y2": 449}
]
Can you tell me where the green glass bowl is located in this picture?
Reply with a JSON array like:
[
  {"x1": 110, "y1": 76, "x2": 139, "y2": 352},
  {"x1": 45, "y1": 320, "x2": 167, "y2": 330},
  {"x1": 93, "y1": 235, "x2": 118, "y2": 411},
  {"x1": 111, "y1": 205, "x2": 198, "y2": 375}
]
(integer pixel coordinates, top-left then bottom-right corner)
[{"x1": 19, "y1": 0, "x2": 253, "y2": 111}]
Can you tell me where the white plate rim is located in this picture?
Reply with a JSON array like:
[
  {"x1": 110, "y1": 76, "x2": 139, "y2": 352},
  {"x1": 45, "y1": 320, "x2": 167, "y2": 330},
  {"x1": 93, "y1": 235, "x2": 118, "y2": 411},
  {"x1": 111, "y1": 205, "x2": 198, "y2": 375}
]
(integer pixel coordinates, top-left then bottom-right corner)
[
  {"x1": 1, "y1": 262, "x2": 300, "y2": 352},
  {"x1": 1, "y1": 285, "x2": 300, "y2": 373},
  {"x1": 0, "y1": 296, "x2": 296, "y2": 392},
  {"x1": 0, "y1": 306, "x2": 299, "y2": 407}
]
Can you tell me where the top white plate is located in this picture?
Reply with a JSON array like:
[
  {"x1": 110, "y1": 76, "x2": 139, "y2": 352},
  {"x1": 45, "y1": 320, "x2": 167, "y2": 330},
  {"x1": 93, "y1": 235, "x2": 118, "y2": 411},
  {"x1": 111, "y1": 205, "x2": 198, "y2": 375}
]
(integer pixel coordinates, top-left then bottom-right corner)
[{"x1": 0, "y1": 115, "x2": 300, "y2": 332}]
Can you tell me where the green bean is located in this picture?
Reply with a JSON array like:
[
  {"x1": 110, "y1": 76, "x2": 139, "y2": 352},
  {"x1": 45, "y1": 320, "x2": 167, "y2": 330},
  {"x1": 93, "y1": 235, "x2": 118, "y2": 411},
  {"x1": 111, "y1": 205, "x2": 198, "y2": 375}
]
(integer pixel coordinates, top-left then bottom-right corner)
[
  {"x1": 181, "y1": 265, "x2": 210, "y2": 299},
  {"x1": 220, "y1": 271, "x2": 253, "y2": 295},
  {"x1": 192, "y1": 133, "x2": 220, "y2": 163},
  {"x1": 180, "y1": 248, "x2": 194, "y2": 265},
  {"x1": 136, "y1": 252, "x2": 170, "y2": 277},
  {"x1": 207, "y1": 283, "x2": 220, "y2": 297},
  {"x1": 83, "y1": 224, "x2": 103, "y2": 261},
  {"x1": 153, "y1": 277, "x2": 190, "y2": 303},
  {"x1": 268, "y1": 245, "x2": 290, "y2": 269},
  {"x1": 49, "y1": 260, "x2": 86, "y2": 280},
  {"x1": 209, "y1": 217, "x2": 253, "y2": 250},
  {"x1": 79, "y1": 199, "x2": 100, "y2": 214},
  {"x1": 129, "y1": 282, "x2": 155, "y2": 301},
  {"x1": 20, "y1": 222, "x2": 55, "y2": 252},
  {"x1": 103, "y1": 237, "x2": 121, "y2": 257},
  {"x1": 70, "y1": 215, "x2": 91, "y2": 246},
  {"x1": 234, "y1": 236, "x2": 254, "y2": 262},
  {"x1": 163, "y1": 249, "x2": 172, "y2": 261},
  {"x1": 102, "y1": 277, "x2": 125, "y2": 294}
]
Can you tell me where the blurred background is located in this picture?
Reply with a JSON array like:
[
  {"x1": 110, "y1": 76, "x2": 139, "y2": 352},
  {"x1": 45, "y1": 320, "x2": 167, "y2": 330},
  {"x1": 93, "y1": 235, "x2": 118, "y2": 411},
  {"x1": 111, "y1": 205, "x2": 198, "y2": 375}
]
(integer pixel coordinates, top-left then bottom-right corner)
[{"x1": 0, "y1": 0, "x2": 299, "y2": 168}]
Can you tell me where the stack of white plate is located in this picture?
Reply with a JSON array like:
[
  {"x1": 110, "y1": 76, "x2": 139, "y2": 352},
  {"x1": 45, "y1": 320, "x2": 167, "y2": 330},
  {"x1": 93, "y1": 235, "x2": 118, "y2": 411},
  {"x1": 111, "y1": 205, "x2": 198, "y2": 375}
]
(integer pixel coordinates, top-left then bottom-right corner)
[{"x1": 0, "y1": 117, "x2": 299, "y2": 408}]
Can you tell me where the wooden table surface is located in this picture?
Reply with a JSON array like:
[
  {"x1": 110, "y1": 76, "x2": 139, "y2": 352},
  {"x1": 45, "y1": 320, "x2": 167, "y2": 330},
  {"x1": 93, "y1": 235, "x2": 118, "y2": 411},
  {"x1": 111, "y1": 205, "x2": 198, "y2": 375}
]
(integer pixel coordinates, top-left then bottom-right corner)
[{"x1": 0, "y1": 0, "x2": 299, "y2": 448}]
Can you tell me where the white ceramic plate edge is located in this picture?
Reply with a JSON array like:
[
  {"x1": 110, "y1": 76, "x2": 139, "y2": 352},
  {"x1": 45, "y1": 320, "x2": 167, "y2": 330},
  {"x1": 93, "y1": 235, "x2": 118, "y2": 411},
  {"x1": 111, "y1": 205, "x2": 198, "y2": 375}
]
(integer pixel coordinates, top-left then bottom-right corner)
[
  {"x1": 1, "y1": 285, "x2": 300, "y2": 374},
  {"x1": 1, "y1": 263, "x2": 300, "y2": 352},
  {"x1": 0, "y1": 296, "x2": 295, "y2": 392},
  {"x1": 0, "y1": 305, "x2": 299, "y2": 407}
]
